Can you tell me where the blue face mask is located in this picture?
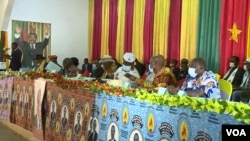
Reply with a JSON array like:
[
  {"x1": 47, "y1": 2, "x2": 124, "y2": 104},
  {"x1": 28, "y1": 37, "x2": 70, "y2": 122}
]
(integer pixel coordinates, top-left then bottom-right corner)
[
  {"x1": 148, "y1": 65, "x2": 154, "y2": 73},
  {"x1": 188, "y1": 67, "x2": 197, "y2": 78},
  {"x1": 122, "y1": 64, "x2": 131, "y2": 72},
  {"x1": 92, "y1": 64, "x2": 97, "y2": 71}
]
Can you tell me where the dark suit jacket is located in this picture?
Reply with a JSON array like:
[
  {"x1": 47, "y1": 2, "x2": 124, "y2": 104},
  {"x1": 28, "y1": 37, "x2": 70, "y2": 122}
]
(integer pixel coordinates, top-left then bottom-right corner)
[
  {"x1": 74, "y1": 123, "x2": 82, "y2": 134},
  {"x1": 135, "y1": 63, "x2": 145, "y2": 77},
  {"x1": 15, "y1": 37, "x2": 49, "y2": 68},
  {"x1": 88, "y1": 131, "x2": 98, "y2": 141},
  {"x1": 61, "y1": 117, "x2": 68, "y2": 127},
  {"x1": 224, "y1": 67, "x2": 244, "y2": 88},
  {"x1": 9, "y1": 48, "x2": 22, "y2": 71},
  {"x1": 82, "y1": 63, "x2": 92, "y2": 73},
  {"x1": 171, "y1": 67, "x2": 180, "y2": 80}
]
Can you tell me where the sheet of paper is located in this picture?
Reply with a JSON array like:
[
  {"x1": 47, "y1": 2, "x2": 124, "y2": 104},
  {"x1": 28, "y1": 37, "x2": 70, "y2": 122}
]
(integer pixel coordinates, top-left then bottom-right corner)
[{"x1": 45, "y1": 61, "x2": 61, "y2": 72}]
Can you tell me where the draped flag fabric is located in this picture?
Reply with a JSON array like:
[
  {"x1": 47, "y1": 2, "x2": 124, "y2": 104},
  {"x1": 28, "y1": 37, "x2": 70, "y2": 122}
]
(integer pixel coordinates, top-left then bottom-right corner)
[
  {"x1": 219, "y1": 0, "x2": 250, "y2": 76},
  {"x1": 89, "y1": 0, "x2": 250, "y2": 75}
]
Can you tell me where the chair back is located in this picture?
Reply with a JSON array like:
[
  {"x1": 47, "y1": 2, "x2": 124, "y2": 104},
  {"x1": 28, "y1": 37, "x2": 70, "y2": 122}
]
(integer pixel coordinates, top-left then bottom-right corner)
[
  {"x1": 214, "y1": 73, "x2": 221, "y2": 80},
  {"x1": 218, "y1": 79, "x2": 232, "y2": 100}
]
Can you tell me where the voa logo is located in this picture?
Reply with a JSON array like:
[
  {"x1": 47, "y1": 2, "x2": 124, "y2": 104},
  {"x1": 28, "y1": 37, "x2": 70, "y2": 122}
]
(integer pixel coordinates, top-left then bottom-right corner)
[{"x1": 226, "y1": 129, "x2": 246, "y2": 136}]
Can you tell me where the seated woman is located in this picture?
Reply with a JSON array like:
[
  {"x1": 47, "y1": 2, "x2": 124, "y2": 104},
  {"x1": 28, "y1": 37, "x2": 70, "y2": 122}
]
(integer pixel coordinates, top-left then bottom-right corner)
[{"x1": 168, "y1": 57, "x2": 221, "y2": 99}]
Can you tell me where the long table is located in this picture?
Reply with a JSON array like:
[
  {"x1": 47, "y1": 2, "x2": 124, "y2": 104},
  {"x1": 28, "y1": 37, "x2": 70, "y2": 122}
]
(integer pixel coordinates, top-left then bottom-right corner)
[{"x1": 0, "y1": 76, "x2": 248, "y2": 141}]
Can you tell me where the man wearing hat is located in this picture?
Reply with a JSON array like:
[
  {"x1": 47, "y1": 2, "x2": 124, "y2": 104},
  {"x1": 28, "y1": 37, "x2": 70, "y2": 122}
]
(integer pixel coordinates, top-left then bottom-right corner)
[
  {"x1": 99, "y1": 55, "x2": 117, "y2": 79},
  {"x1": 231, "y1": 58, "x2": 250, "y2": 103},
  {"x1": 113, "y1": 52, "x2": 140, "y2": 86},
  {"x1": 33, "y1": 54, "x2": 46, "y2": 72}
]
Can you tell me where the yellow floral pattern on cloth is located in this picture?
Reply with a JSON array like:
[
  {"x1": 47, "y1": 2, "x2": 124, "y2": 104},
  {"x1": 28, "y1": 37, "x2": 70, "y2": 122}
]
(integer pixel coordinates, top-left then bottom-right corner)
[
  {"x1": 102, "y1": 63, "x2": 117, "y2": 78},
  {"x1": 136, "y1": 67, "x2": 177, "y2": 89}
]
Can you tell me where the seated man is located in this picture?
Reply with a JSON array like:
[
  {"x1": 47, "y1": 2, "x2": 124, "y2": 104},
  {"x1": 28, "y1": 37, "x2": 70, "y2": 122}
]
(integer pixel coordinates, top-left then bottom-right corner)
[
  {"x1": 61, "y1": 58, "x2": 79, "y2": 77},
  {"x1": 99, "y1": 55, "x2": 117, "y2": 79},
  {"x1": 33, "y1": 54, "x2": 46, "y2": 73},
  {"x1": 222, "y1": 56, "x2": 244, "y2": 89},
  {"x1": 168, "y1": 57, "x2": 221, "y2": 99},
  {"x1": 113, "y1": 52, "x2": 140, "y2": 87},
  {"x1": 169, "y1": 59, "x2": 180, "y2": 79},
  {"x1": 91, "y1": 59, "x2": 104, "y2": 79},
  {"x1": 177, "y1": 58, "x2": 189, "y2": 81},
  {"x1": 129, "y1": 55, "x2": 177, "y2": 89},
  {"x1": 231, "y1": 58, "x2": 250, "y2": 103}
]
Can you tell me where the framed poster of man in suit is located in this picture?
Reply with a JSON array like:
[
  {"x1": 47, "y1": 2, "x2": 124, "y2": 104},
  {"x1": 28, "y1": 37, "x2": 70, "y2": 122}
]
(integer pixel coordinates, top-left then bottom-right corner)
[
  {"x1": 12, "y1": 20, "x2": 51, "y2": 68},
  {"x1": 74, "y1": 111, "x2": 83, "y2": 134},
  {"x1": 50, "y1": 101, "x2": 56, "y2": 129},
  {"x1": 106, "y1": 122, "x2": 119, "y2": 141},
  {"x1": 61, "y1": 105, "x2": 68, "y2": 128}
]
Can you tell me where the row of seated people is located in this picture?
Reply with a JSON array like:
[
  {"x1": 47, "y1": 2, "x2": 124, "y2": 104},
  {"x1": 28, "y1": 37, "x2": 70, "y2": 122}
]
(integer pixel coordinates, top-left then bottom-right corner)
[
  {"x1": 62, "y1": 52, "x2": 221, "y2": 100},
  {"x1": 82, "y1": 56, "x2": 189, "y2": 82},
  {"x1": 221, "y1": 56, "x2": 250, "y2": 103},
  {"x1": 37, "y1": 52, "x2": 250, "y2": 102}
]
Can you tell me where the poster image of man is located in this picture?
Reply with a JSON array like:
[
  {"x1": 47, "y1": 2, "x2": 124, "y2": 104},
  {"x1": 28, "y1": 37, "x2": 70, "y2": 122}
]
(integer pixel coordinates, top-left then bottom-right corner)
[
  {"x1": 88, "y1": 118, "x2": 98, "y2": 141},
  {"x1": 61, "y1": 106, "x2": 68, "y2": 128},
  {"x1": 0, "y1": 92, "x2": 3, "y2": 106},
  {"x1": 12, "y1": 20, "x2": 51, "y2": 68},
  {"x1": 34, "y1": 89, "x2": 42, "y2": 129},
  {"x1": 133, "y1": 133, "x2": 139, "y2": 141},
  {"x1": 109, "y1": 125, "x2": 117, "y2": 141},
  {"x1": 50, "y1": 101, "x2": 56, "y2": 129},
  {"x1": 74, "y1": 112, "x2": 82, "y2": 134},
  {"x1": 3, "y1": 83, "x2": 9, "y2": 110},
  {"x1": 129, "y1": 129, "x2": 143, "y2": 141}
]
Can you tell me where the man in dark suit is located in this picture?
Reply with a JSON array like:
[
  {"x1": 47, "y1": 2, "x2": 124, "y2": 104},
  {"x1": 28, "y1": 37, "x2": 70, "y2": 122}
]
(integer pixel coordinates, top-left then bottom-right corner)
[
  {"x1": 5, "y1": 42, "x2": 22, "y2": 71},
  {"x1": 108, "y1": 125, "x2": 116, "y2": 141},
  {"x1": 61, "y1": 106, "x2": 68, "y2": 128},
  {"x1": 133, "y1": 133, "x2": 139, "y2": 141},
  {"x1": 135, "y1": 58, "x2": 145, "y2": 77},
  {"x1": 91, "y1": 59, "x2": 104, "y2": 79},
  {"x1": 177, "y1": 59, "x2": 189, "y2": 81},
  {"x1": 169, "y1": 59, "x2": 180, "y2": 80},
  {"x1": 88, "y1": 119, "x2": 98, "y2": 141},
  {"x1": 223, "y1": 56, "x2": 244, "y2": 89},
  {"x1": 82, "y1": 58, "x2": 92, "y2": 75},
  {"x1": 14, "y1": 24, "x2": 50, "y2": 68},
  {"x1": 74, "y1": 112, "x2": 82, "y2": 134}
]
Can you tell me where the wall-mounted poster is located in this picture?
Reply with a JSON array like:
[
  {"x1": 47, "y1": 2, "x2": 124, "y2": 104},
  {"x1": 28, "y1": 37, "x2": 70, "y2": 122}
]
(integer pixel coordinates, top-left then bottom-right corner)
[{"x1": 12, "y1": 20, "x2": 51, "y2": 68}]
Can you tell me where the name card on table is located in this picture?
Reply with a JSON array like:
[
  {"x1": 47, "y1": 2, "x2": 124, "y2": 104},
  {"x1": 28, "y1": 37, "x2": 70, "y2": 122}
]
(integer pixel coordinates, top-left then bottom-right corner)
[
  {"x1": 123, "y1": 82, "x2": 131, "y2": 89},
  {"x1": 158, "y1": 87, "x2": 167, "y2": 95}
]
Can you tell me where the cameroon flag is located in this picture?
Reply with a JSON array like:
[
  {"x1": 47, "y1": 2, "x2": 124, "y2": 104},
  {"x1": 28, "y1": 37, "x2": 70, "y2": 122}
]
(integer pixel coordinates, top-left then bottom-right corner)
[{"x1": 89, "y1": 0, "x2": 250, "y2": 76}]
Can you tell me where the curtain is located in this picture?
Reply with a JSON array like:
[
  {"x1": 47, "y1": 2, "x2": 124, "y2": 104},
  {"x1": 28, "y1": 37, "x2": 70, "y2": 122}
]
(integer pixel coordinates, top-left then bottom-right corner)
[
  {"x1": 100, "y1": 0, "x2": 110, "y2": 57},
  {"x1": 196, "y1": 0, "x2": 221, "y2": 73},
  {"x1": 219, "y1": 0, "x2": 249, "y2": 76},
  {"x1": 180, "y1": 0, "x2": 199, "y2": 61},
  {"x1": 153, "y1": 0, "x2": 170, "y2": 59},
  {"x1": 143, "y1": 0, "x2": 155, "y2": 64},
  {"x1": 108, "y1": 0, "x2": 118, "y2": 58},
  {"x1": 92, "y1": 0, "x2": 103, "y2": 60},
  {"x1": 167, "y1": 0, "x2": 182, "y2": 66},
  {"x1": 131, "y1": 0, "x2": 146, "y2": 63}
]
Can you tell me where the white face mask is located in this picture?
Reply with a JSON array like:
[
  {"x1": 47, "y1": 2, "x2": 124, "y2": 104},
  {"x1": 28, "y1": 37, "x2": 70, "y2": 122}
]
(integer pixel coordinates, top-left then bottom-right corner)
[
  {"x1": 188, "y1": 67, "x2": 197, "y2": 78},
  {"x1": 122, "y1": 64, "x2": 131, "y2": 72},
  {"x1": 148, "y1": 65, "x2": 154, "y2": 73},
  {"x1": 243, "y1": 65, "x2": 248, "y2": 71},
  {"x1": 229, "y1": 62, "x2": 235, "y2": 68}
]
